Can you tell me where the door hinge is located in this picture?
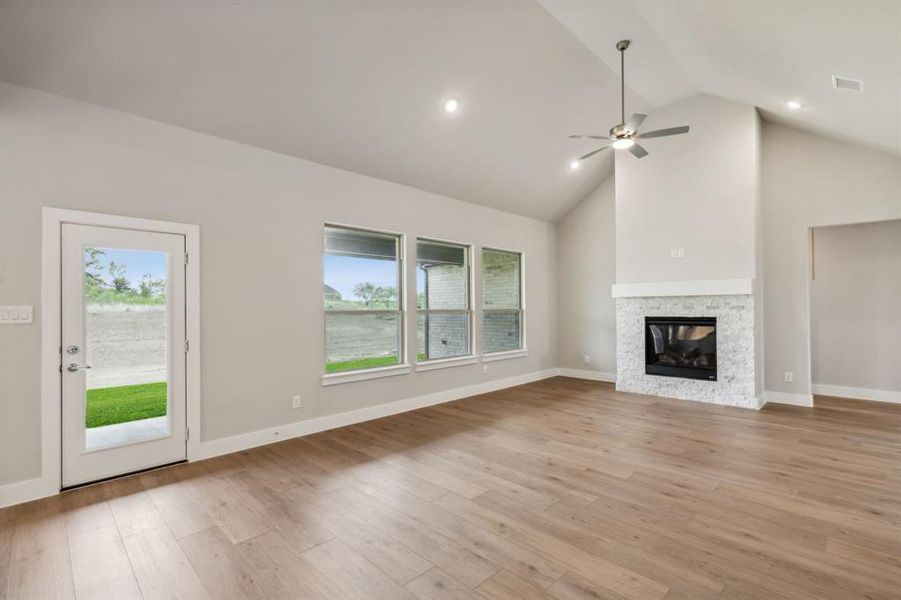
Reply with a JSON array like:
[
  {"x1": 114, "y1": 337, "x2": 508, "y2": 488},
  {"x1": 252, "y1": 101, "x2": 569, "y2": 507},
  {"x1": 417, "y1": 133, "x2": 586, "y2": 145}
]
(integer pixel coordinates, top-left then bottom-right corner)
[
  {"x1": 185, "y1": 427, "x2": 190, "y2": 442},
  {"x1": 185, "y1": 339, "x2": 190, "y2": 353},
  {"x1": 184, "y1": 252, "x2": 189, "y2": 265}
]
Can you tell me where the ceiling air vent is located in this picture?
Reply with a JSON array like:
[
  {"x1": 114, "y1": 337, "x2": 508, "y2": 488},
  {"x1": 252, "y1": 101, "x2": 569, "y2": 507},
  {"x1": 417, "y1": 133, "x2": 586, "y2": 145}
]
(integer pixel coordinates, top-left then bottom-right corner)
[{"x1": 832, "y1": 75, "x2": 863, "y2": 93}]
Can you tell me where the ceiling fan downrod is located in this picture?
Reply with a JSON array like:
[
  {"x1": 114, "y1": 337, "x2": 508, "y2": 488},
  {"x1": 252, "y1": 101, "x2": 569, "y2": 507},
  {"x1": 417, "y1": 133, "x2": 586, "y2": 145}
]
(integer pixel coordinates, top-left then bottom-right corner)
[{"x1": 616, "y1": 39, "x2": 630, "y2": 127}]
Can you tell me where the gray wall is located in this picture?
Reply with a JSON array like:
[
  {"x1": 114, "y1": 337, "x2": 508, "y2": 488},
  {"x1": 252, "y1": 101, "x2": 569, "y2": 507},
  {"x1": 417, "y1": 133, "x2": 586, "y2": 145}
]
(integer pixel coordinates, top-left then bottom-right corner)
[
  {"x1": 555, "y1": 176, "x2": 616, "y2": 374},
  {"x1": 809, "y1": 220, "x2": 901, "y2": 394},
  {"x1": 761, "y1": 122, "x2": 901, "y2": 396},
  {"x1": 614, "y1": 94, "x2": 760, "y2": 284},
  {"x1": 0, "y1": 83, "x2": 557, "y2": 485}
]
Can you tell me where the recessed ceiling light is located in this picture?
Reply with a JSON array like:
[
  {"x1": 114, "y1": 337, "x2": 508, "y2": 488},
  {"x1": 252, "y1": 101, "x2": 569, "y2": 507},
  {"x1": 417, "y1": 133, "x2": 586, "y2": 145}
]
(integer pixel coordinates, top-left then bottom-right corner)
[
  {"x1": 443, "y1": 98, "x2": 459, "y2": 114},
  {"x1": 612, "y1": 138, "x2": 635, "y2": 150},
  {"x1": 786, "y1": 100, "x2": 802, "y2": 110},
  {"x1": 569, "y1": 160, "x2": 581, "y2": 171}
]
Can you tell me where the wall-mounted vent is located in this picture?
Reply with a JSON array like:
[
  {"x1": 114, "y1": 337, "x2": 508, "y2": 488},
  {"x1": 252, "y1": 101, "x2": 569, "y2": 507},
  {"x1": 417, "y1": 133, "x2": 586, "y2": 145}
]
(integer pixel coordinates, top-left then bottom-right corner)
[{"x1": 832, "y1": 75, "x2": 864, "y2": 93}]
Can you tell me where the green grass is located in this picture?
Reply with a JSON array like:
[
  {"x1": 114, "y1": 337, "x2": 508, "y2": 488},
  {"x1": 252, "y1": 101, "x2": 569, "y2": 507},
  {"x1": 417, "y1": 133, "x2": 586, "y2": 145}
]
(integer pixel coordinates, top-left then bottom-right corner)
[
  {"x1": 325, "y1": 353, "x2": 428, "y2": 373},
  {"x1": 325, "y1": 356, "x2": 400, "y2": 373},
  {"x1": 85, "y1": 382, "x2": 167, "y2": 428},
  {"x1": 86, "y1": 288, "x2": 166, "y2": 305}
]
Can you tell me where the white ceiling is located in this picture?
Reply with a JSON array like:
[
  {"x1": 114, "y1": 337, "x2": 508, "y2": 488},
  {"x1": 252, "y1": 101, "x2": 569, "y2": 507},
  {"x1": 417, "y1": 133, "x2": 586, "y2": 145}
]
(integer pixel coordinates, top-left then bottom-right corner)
[
  {"x1": 541, "y1": 0, "x2": 901, "y2": 157},
  {"x1": 0, "y1": 0, "x2": 649, "y2": 222},
  {"x1": 2, "y1": 2, "x2": 897, "y2": 223}
]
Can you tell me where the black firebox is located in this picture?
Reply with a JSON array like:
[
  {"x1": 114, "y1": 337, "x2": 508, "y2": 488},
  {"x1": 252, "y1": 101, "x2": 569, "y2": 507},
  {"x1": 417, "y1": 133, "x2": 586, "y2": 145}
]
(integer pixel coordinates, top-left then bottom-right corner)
[{"x1": 645, "y1": 316, "x2": 717, "y2": 381}]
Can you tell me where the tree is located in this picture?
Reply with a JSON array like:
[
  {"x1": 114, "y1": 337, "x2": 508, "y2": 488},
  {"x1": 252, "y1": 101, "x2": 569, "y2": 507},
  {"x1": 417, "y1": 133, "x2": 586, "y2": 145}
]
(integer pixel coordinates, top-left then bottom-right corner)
[
  {"x1": 373, "y1": 286, "x2": 398, "y2": 307},
  {"x1": 84, "y1": 248, "x2": 107, "y2": 292},
  {"x1": 139, "y1": 273, "x2": 165, "y2": 299},
  {"x1": 108, "y1": 261, "x2": 132, "y2": 293},
  {"x1": 353, "y1": 282, "x2": 377, "y2": 306}
]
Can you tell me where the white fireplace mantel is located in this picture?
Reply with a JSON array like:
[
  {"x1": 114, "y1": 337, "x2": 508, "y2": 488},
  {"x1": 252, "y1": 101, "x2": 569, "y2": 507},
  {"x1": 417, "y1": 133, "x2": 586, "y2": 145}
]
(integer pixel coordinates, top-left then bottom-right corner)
[{"x1": 611, "y1": 278, "x2": 755, "y2": 298}]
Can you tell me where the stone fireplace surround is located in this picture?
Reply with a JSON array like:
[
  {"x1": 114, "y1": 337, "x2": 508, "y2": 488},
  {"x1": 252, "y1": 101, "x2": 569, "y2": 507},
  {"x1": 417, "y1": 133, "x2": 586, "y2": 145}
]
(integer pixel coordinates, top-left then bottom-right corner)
[{"x1": 612, "y1": 279, "x2": 760, "y2": 409}]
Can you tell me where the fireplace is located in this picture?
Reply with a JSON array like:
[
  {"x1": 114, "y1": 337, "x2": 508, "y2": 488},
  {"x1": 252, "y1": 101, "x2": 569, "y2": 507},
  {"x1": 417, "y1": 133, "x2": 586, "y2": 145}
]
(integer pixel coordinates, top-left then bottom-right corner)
[{"x1": 645, "y1": 316, "x2": 717, "y2": 381}]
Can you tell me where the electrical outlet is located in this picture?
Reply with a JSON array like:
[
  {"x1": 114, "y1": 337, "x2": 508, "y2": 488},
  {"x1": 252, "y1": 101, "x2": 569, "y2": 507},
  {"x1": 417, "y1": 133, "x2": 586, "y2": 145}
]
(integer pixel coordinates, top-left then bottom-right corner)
[
  {"x1": 291, "y1": 395, "x2": 301, "y2": 409},
  {"x1": 584, "y1": 354, "x2": 591, "y2": 364},
  {"x1": 482, "y1": 364, "x2": 488, "y2": 374},
  {"x1": 784, "y1": 372, "x2": 793, "y2": 383},
  {"x1": 676, "y1": 247, "x2": 685, "y2": 258}
]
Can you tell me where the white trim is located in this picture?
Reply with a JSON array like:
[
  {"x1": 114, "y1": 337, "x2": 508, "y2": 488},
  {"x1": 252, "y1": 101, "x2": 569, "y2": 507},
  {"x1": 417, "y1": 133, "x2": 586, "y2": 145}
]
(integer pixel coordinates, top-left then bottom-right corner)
[
  {"x1": 611, "y1": 278, "x2": 754, "y2": 298},
  {"x1": 2, "y1": 366, "x2": 556, "y2": 508},
  {"x1": 482, "y1": 349, "x2": 529, "y2": 363},
  {"x1": 764, "y1": 390, "x2": 814, "y2": 407},
  {"x1": 416, "y1": 355, "x2": 479, "y2": 372},
  {"x1": 200, "y1": 368, "x2": 557, "y2": 459},
  {"x1": 556, "y1": 368, "x2": 617, "y2": 382},
  {"x1": 321, "y1": 363, "x2": 412, "y2": 386},
  {"x1": 811, "y1": 384, "x2": 901, "y2": 404},
  {"x1": 0, "y1": 477, "x2": 59, "y2": 509},
  {"x1": 38, "y1": 208, "x2": 202, "y2": 499}
]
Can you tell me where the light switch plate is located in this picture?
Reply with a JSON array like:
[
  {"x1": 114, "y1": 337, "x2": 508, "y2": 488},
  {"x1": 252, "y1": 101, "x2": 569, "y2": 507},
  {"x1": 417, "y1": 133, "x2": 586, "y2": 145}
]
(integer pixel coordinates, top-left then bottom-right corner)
[{"x1": 0, "y1": 306, "x2": 33, "y2": 324}]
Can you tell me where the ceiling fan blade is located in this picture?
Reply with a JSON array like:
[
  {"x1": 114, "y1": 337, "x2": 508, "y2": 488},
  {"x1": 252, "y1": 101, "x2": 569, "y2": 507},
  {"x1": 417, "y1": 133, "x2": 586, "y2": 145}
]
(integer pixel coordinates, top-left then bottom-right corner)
[
  {"x1": 578, "y1": 145, "x2": 611, "y2": 160},
  {"x1": 638, "y1": 125, "x2": 690, "y2": 139},
  {"x1": 624, "y1": 112, "x2": 647, "y2": 133},
  {"x1": 568, "y1": 135, "x2": 609, "y2": 140},
  {"x1": 628, "y1": 143, "x2": 649, "y2": 159}
]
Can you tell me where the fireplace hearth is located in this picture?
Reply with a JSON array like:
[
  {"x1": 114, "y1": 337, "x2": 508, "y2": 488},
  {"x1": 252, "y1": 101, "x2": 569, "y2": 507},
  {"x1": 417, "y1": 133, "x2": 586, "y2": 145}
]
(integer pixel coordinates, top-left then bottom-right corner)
[{"x1": 645, "y1": 316, "x2": 717, "y2": 381}]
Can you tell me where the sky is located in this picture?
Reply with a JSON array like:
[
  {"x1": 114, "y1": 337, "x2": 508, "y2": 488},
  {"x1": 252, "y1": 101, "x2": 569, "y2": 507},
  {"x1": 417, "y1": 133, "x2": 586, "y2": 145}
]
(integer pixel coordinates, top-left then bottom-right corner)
[
  {"x1": 88, "y1": 248, "x2": 168, "y2": 288},
  {"x1": 324, "y1": 255, "x2": 417, "y2": 300}
]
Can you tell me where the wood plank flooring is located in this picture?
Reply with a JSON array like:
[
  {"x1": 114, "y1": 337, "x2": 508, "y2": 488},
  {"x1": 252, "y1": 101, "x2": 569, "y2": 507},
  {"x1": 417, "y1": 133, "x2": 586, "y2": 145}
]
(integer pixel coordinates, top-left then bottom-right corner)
[{"x1": 2, "y1": 377, "x2": 900, "y2": 599}]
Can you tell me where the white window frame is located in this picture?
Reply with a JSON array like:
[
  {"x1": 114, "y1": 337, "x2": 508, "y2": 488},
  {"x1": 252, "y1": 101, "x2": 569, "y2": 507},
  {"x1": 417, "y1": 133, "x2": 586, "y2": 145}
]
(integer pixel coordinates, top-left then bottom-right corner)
[
  {"x1": 480, "y1": 246, "x2": 527, "y2": 360},
  {"x1": 415, "y1": 237, "x2": 475, "y2": 370},
  {"x1": 321, "y1": 223, "x2": 409, "y2": 386}
]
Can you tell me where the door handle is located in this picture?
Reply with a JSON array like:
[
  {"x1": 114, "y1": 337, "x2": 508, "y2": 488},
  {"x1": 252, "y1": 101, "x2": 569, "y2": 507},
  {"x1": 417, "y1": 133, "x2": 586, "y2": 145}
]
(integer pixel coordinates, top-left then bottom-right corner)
[{"x1": 66, "y1": 363, "x2": 92, "y2": 372}]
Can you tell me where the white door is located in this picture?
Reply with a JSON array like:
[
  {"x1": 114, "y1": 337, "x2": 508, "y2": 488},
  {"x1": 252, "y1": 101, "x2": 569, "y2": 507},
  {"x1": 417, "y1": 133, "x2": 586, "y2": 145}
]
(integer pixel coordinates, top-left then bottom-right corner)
[{"x1": 61, "y1": 223, "x2": 187, "y2": 487}]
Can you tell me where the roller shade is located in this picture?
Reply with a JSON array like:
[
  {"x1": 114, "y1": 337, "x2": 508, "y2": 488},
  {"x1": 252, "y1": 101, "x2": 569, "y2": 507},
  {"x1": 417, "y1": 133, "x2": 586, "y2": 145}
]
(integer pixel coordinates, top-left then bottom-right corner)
[
  {"x1": 417, "y1": 240, "x2": 466, "y2": 266},
  {"x1": 325, "y1": 226, "x2": 398, "y2": 260}
]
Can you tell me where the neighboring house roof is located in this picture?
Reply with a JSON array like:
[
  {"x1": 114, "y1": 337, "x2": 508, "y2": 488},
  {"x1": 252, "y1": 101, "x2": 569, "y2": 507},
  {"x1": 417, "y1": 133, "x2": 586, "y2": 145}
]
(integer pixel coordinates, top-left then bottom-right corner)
[{"x1": 323, "y1": 284, "x2": 342, "y2": 299}]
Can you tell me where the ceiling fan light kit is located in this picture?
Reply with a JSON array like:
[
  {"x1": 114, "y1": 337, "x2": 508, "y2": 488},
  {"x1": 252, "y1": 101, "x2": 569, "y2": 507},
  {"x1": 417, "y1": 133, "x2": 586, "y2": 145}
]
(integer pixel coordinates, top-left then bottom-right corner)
[{"x1": 569, "y1": 39, "x2": 690, "y2": 161}]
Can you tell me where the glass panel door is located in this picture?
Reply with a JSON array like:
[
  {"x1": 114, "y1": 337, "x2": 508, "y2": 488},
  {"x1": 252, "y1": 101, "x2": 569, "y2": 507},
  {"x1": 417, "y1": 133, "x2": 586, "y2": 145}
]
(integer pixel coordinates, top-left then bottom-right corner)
[{"x1": 62, "y1": 224, "x2": 187, "y2": 487}]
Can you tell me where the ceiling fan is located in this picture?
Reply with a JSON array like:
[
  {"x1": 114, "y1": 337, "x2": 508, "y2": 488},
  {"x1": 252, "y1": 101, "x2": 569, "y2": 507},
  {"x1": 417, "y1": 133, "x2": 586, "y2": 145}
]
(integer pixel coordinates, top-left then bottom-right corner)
[{"x1": 570, "y1": 40, "x2": 689, "y2": 161}]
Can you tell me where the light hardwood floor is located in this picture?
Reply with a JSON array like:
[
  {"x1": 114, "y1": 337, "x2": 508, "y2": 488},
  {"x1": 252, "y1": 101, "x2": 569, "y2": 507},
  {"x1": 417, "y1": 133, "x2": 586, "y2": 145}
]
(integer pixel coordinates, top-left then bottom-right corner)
[{"x1": 2, "y1": 377, "x2": 900, "y2": 599}]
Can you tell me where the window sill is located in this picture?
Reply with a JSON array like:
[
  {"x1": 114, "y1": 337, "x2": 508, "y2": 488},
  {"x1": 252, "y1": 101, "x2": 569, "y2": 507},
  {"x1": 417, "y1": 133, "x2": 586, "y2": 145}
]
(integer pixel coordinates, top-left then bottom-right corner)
[
  {"x1": 321, "y1": 363, "x2": 412, "y2": 386},
  {"x1": 482, "y1": 349, "x2": 529, "y2": 363},
  {"x1": 415, "y1": 356, "x2": 479, "y2": 372}
]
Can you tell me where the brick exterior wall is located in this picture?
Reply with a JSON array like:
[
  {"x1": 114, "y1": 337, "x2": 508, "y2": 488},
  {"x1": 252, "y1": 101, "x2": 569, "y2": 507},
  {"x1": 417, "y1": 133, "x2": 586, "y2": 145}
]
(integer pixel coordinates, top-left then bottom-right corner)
[
  {"x1": 481, "y1": 250, "x2": 522, "y2": 352},
  {"x1": 420, "y1": 264, "x2": 469, "y2": 359}
]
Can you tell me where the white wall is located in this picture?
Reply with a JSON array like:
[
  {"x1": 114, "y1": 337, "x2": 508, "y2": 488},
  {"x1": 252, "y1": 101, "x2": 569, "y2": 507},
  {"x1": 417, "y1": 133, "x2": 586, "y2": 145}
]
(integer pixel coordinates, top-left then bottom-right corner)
[
  {"x1": 810, "y1": 220, "x2": 901, "y2": 394},
  {"x1": 614, "y1": 94, "x2": 760, "y2": 283},
  {"x1": 555, "y1": 176, "x2": 616, "y2": 375},
  {"x1": 761, "y1": 122, "x2": 901, "y2": 397},
  {"x1": 0, "y1": 83, "x2": 557, "y2": 486}
]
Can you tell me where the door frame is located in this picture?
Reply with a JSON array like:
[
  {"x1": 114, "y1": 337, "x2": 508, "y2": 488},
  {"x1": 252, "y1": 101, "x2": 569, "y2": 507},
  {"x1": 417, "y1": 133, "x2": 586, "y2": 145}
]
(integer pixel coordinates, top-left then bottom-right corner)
[{"x1": 41, "y1": 208, "x2": 202, "y2": 493}]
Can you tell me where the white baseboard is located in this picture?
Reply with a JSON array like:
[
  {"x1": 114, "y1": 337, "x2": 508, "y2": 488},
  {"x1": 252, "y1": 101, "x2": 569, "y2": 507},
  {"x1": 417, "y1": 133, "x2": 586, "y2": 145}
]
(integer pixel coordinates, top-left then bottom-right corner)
[
  {"x1": 0, "y1": 368, "x2": 558, "y2": 508},
  {"x1": 555, "y1": 368, "x2": 617, "y2": 383},
  {"x1": 811, "y1": 384, "x2": 901, "y2": 404},
  {"x1": 196, "y1": 368, "x2": 558, "y2": 460},
  {"x1": 764, "y1": 390, "x2": 814, "y2": 407},
  {"x1": 0, "y1": 476, "x2": 58, "y2": 509}
]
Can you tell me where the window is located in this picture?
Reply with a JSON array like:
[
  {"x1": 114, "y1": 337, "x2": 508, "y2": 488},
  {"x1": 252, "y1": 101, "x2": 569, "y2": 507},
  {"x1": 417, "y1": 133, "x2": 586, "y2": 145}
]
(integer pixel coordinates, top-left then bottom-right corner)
[
  {"x1": 417, "y1": 239, "x2": 471, "y2": 362},
  {"x1": 324, "y1": 225, "x2": 403, "y2": 373},
  {"x1": 481, "y1": 248, "x2": 523, "y2": 353}
]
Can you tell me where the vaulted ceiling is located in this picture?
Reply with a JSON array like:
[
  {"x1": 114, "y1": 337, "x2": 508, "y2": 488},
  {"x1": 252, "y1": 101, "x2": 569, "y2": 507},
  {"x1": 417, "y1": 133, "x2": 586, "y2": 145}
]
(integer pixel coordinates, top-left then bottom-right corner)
[
  {"x1": 541, "y1": 0, "x2": 901, "y2": 158},
  {"x1": 0, "y1": 0, "x2": 639, "y2": 221},
  {"x1": 2, "y1": 1, "x2": 898, "y2": 222}
]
